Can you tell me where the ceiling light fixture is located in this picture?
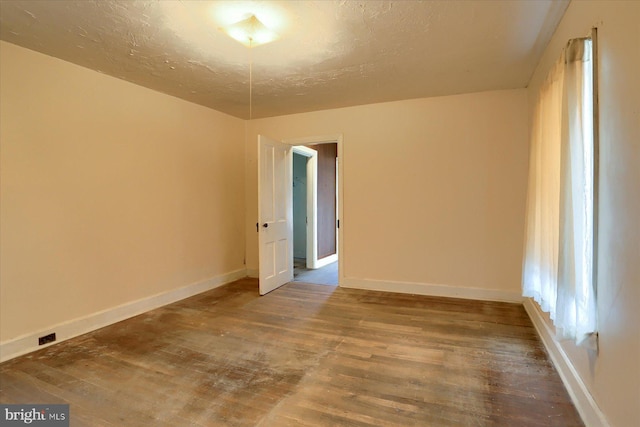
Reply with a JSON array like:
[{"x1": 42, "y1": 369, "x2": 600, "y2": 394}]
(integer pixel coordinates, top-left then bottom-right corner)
[
  {"x1": 222, "y1": 14, "x2": 279, "y2": 48},
  {"x1": 221, "y1": 14, "x2": 278, "y2": 119}
]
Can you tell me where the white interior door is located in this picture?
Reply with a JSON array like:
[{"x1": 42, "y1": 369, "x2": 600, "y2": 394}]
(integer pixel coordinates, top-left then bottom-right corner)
[{"x1": 258, "y1": 135, "x2": 293, "y2": 295}]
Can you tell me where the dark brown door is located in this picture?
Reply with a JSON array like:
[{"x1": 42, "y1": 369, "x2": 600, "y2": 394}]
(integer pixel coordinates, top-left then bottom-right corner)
[{"x1": 309, "y1": 143, "x2": 337, "y2": 259}]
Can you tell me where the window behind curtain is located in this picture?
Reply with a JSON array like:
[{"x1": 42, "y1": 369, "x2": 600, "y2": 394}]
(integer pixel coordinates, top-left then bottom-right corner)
[{"x1": 522, "y1": 33, "x2": 598, "y2": 349}]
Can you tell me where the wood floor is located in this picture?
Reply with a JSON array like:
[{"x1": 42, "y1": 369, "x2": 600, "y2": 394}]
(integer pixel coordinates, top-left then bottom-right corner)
[{"x1": 0, "y1": 278, "x2": 583, "y2": 426}]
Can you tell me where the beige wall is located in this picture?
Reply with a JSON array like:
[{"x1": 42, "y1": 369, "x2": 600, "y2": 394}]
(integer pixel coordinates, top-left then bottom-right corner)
[
  {"x1": 0, "y1": 41, "x2": 246, "y2": 341},
  {"x1": 527, "y1": 1, "x2": 640, "y2": 426},
  {"x1": 245, "y1": 89, "x2": 529, "y2": 294}
]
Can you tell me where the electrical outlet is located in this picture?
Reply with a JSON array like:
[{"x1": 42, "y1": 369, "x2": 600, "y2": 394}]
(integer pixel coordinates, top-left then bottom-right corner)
[{"x1": 38, "y1": 333, "x2": 56, "y2": 346}]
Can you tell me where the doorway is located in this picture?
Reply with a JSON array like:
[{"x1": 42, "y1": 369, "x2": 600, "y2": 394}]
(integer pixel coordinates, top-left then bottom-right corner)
[
  {"x1": 258, "y1": 134, "x2": 343, "y2": 293},
  {"x1": 291, "y1": 143, "x2": 338, "y2": 286}
]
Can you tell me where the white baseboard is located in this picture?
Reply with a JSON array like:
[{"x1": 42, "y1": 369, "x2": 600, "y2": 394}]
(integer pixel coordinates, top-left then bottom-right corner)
[
  {"x1": 246, "y1": 268, "x2": 259, "y2": 278},
  {"x1": 340, "y1": 277, "x2": 523, "y2": 303},
  {"x1": 0, "y1": 268, "x2": 247, "y2": 363},
  {"x1": 523, "y1": 299, "x2": 609, "y2": 427},
  {"x1": 312, "y1": 254, "x2": 338, "y2": 269}
]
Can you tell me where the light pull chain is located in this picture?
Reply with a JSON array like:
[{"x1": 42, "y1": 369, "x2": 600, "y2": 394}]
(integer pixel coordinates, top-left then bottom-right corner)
[{"x1": 249, "y1": 37, "x2": 253, "y2": 120}]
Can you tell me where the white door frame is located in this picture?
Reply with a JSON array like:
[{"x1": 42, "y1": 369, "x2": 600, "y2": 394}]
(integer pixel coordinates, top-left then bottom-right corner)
[
  {"x1": 292, "y1": 146, "x2": 318, "y2": 269},
  {"x1": 284, "y1": 134, "x2": 344, "y2": 284}
]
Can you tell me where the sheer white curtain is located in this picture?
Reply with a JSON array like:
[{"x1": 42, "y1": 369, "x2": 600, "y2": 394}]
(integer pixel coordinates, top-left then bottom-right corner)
[
  {"x1": 523, "y1": 38, "x2": 597, "y2": 349},
  {"x1": 523, "y1": 54, "x2": 564, "y2": 317}
]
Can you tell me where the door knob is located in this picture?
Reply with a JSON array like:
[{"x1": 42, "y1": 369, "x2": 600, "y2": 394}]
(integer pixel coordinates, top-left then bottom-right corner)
[{"x1": 263, "y1": 223, "x2": 269, "y2": 228}]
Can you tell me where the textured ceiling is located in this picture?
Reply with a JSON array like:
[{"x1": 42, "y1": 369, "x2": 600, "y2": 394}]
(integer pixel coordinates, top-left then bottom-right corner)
[{"x1": 0, "y1": 0, "x2": 569, "y2": 119}]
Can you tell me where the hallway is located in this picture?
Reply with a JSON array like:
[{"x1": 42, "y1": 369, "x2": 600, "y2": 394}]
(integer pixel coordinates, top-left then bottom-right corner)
[{"x1": 293, "y1": 258, "x2": 338, "y2": 286}]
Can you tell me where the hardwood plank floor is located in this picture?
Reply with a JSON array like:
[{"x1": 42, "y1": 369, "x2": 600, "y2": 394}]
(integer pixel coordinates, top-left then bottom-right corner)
[{"x1": 0, "y1": 278, "x2": 583, "y2": 426}]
